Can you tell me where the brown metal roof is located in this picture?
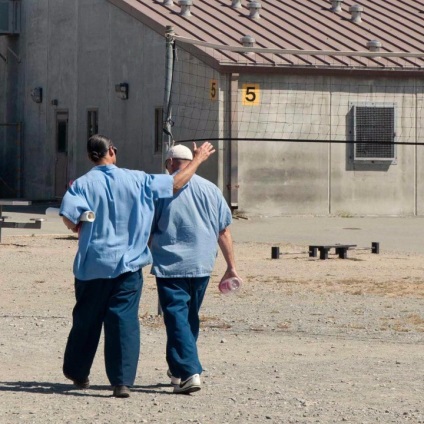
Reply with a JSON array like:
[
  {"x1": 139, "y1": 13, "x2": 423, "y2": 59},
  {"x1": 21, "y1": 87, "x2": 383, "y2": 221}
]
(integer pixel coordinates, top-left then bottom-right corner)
[{"x1": 108, "y1": 0, "x2": 424, "y2": 71}]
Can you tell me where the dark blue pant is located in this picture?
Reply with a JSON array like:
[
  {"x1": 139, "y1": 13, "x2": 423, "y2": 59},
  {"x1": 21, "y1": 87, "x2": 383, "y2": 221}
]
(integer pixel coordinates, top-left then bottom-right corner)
[
  {"x1": 156, "y1": 276, "x2": 209, "y2": 381},
  {"x1": 63, "y1": 270, "x2": 143, "y2": 386}
]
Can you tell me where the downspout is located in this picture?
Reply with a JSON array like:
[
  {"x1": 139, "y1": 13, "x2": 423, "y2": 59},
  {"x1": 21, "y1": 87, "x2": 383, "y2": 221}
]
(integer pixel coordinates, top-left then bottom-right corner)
[
  {"x1": 156, "y1": 25, "x2": 175, "y2": 316},
  {"x1": 229, "y1": 73, "x2": 239, "y2": 210},
  {"x1": 162, "y1": 25, "x2": 175, "y2": 167}
]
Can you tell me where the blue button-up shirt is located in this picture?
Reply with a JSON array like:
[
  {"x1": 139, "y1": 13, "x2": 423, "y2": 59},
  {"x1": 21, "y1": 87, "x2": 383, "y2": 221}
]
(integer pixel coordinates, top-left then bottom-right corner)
[
  {"x1": 60, "y1": 165, "x2": 173, "y2": 281},
  {"x1": 150, "y1": 174, "x2": 232, "y2": 278}
]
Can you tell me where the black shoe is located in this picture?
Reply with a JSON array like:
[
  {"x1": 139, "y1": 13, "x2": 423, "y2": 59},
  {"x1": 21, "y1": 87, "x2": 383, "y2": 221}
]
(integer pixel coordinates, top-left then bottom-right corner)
[
  {"x1": 113, "y1": 385, "x2": 131, "y2": 398},
  {"x1": 64, "y1": 372, "x2": 90, "y2": 389}
]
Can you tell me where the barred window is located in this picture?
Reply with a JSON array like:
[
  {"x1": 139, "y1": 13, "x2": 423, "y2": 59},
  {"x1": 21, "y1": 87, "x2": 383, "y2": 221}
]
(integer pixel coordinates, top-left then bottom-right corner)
[
  {"x1": 352, "y1": 104, "x2": 396, "y2": 161},
  {"x1": 87, "y1": 109, "x2": 98, "y2": 140}
]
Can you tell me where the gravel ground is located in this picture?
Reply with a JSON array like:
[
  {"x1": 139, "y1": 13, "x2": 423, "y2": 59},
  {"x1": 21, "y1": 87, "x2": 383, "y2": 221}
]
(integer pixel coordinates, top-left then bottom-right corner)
[{"x1": 0, "y1": 233, "x2": 423, "y2": 424}]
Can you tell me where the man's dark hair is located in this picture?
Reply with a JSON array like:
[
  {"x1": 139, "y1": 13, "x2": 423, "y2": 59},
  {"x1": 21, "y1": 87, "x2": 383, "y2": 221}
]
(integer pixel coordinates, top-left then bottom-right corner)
[{"x1": 87, "y1": 134, "x2": 114, "y2": 162}]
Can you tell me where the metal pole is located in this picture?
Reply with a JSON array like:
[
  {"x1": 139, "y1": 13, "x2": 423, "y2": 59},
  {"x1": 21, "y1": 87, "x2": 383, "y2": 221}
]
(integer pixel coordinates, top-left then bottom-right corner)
[
  {"x1": 157, "y1": 25, "x2": 176, "y2": 316},
  {"x1": 162, "y1": 25, "x2": 175, "y2": 162}
]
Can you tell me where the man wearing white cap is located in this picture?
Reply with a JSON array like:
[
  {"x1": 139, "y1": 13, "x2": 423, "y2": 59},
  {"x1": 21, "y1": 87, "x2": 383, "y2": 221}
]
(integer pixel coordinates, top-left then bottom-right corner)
[{"x1": 150, "y1": 144, "x2": 240, "y2": 394}]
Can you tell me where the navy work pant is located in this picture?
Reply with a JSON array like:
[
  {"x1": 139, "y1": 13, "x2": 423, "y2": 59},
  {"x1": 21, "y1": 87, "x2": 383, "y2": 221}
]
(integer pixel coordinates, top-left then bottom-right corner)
[
  {"x1": 63, "y1": 270, "x2": 143, "y2": 387},
  {"x1": 156, "y1": 276, "x2": 209, "y2": 381}
]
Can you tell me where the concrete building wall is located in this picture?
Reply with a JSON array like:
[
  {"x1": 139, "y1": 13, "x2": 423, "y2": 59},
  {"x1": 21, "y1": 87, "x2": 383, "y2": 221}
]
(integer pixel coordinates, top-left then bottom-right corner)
[
  {"x1": 235, "y1": 73, "x2": 424, "y2": 216},
  {"x1": 5, "y1": 0, "x2": 424, "y2": 216},
  {"x1": 11, "y1": 0, "x2": 173, "y2": 199},
  {"x1": 16, "y1": 0, "x2": 78, "y2": 198},
  {"x1": 237, "y1": 74, "x2": 331, "y2": 215},
  {"x1": 416, "y1": 90, "x2": 424, "y2": 215},
  {"x1": 341, "y1": 78, "x2": 415, "y2": 216},
  {"x1": 330, "y1": 77, "x2": 418, "y2": 216}
]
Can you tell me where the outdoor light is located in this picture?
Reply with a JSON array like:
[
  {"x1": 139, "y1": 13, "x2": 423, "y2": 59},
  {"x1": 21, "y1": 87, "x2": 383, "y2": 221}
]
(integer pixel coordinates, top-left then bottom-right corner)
[
  {"x1": 115, "y1": 83, "x2": 129, "y2": 100},
  {"x1": 30, "y1": 87, "x2": 42, "y2": 103}
]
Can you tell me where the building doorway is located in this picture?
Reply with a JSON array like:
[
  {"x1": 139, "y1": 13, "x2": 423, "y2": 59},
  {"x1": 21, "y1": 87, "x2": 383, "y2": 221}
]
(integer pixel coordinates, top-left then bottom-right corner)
[{"x1": 54, "y1": 111, "x2": 69, "y2": 198}]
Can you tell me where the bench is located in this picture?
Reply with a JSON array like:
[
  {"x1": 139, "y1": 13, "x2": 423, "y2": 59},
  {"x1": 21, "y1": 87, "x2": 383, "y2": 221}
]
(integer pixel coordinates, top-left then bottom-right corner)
[
  {"x1": 0, "y1": 200, "x2": 44, "y2": 243},
  {"x1": 308, "y1": 244, "x2": 357, "y2": 260}
]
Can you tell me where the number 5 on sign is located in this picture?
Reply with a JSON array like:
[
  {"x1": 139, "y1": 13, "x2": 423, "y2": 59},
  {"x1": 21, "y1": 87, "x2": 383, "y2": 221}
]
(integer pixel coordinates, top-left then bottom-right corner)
[
  {"x1": 242, "y1": 84, "x2": 260, "y2": 106},
  {"x1": 210, "y1": 79, "x2": 218, "y2": 101}
]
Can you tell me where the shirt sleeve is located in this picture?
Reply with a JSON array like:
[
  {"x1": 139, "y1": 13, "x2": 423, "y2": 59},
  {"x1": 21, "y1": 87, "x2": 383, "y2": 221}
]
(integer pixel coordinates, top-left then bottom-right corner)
[
  {"x1": 147, "y1": 174, "x2": 174, "y2": 199},
  {"x1": 59, "y1": 181, "x2": 91, "y2": 224}
]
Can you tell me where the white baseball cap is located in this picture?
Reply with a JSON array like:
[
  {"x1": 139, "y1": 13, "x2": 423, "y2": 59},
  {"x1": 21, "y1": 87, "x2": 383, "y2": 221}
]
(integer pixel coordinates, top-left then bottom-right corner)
[{"x1": 165, "y1": 144, "x2": 193, "y2": 161}]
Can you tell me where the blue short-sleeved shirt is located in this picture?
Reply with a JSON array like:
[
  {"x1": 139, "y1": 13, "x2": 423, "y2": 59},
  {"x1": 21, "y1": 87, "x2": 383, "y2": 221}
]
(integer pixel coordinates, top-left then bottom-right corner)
[
  {"x1": 150, "y1": 174, "x2": 232, "y2": 278},
  {"x1": 60, "y1": 165, "x2": 173, "y2": 281}
]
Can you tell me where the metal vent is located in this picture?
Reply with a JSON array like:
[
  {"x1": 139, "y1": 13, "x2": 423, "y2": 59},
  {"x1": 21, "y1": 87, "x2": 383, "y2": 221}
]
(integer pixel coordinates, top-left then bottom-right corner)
[
  {"x1": 330, "y1": 0, "x2": 343, "y2": 13},
  {"x1": 0, "y1": 0, "x2": 21, "y2": 34},
  {"x1": 179, "y1": 0, "x2": 192, "y2": 17},
  {"x1": 353, "y1": 104, "x2": 396, "y2": 161},
  {"x1": 349, "y1": 4, "x2": 363, "y2": 23},
  {"x1": 248, "y1": 1, "x2": 261, "y2": 19}
]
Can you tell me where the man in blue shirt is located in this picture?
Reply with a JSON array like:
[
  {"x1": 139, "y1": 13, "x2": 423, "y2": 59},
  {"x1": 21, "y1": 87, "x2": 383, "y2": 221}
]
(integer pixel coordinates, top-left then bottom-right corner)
[
  {"x1": 150, "y1": 144, "x2": 241, "y2": 394},
  {"x1": 60, "y1": 135, "x2": 214, "y2": 398}
]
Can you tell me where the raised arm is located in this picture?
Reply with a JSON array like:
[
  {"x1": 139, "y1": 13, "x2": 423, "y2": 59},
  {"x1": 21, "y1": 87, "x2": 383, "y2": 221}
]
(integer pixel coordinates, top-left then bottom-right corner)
[
  {"x1": 172, "y1": 141, "x2": 215, "y2": 193},
  {"x1": 218, "y1": 227, "x2": 241, "y2": 283}
]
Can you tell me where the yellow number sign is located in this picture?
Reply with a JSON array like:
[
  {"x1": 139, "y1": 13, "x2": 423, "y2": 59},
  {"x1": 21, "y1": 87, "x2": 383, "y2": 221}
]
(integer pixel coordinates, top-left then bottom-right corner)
[
  {"x1": 210, "y1": 79, "x2": 218, "y2": 101},
  {"x1": 242, "y1": 83, "x2": 260, "y2": 106}
]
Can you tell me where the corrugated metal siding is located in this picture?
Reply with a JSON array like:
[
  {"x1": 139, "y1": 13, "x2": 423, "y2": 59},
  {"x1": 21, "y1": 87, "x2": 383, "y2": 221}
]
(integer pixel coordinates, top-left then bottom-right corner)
[{"x1": 110, "y1": 0, "x2": 424, "y2": 69}]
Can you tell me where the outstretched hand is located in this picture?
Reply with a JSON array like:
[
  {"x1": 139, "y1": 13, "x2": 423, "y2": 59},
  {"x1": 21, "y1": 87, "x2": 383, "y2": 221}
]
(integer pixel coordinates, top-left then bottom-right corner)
[{"x1": 192, "y1": 142, "x2": 216, "y2": 163}]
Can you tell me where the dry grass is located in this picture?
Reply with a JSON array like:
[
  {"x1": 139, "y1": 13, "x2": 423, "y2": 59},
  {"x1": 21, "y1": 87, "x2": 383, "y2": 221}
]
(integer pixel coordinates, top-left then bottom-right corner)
[{"x1": 240, "y1": 275, "x2": 424, "y2": 298}]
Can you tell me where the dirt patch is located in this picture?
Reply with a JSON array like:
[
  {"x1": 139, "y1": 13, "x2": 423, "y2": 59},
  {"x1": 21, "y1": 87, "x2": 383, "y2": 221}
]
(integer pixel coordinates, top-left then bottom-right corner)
[{"x1": 0, "y1": 235, "x2": 423, "y2": 423}]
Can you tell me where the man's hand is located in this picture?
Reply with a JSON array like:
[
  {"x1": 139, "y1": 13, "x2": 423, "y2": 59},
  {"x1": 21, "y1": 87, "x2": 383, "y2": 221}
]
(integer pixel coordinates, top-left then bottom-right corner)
[
  {"x1": 192, "y1": 141, "x2": 216, "y2": 163},
  {"x1": 172, "y1": 141, "x2": 216, "y2": 193},
  {"x1": 220, "y1": 268, "x2": 241, "y2": 285},
  {"x1": 62, "y1": 216, "x2": 80, "y2": 233}
]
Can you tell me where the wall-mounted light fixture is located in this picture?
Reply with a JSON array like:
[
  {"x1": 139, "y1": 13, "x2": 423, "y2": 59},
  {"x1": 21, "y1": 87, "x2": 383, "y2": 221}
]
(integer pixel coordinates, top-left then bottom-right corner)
[
  {"x1": 51, "y1": 99, "x2": 58, "y2": 106},
  {"x1": 30, "y1": 87, "x2": 43, "y2": 103},
  {"x1": 115, "y1": 83, "x2": 129, "y2": 100}
]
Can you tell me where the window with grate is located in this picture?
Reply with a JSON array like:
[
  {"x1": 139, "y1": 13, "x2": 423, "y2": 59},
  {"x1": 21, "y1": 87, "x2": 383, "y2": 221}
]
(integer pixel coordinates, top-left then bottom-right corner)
[
  {"x1": 352, "y1": 104, "x2": 396, "y2": 161},
  {"x1": 0, "y1": 0, "x2": 21, "y2": 35},
  {"x1": 87, "y1": 109, "x2": 98, "y2": 140}
]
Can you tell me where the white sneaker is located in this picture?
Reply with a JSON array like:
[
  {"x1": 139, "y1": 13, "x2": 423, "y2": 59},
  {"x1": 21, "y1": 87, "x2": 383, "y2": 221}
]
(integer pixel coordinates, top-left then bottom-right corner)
[
  {"x1": 173, "y1": 374, "x2": 201, "y2": 394},
  {"x1": 167, "y1": 369, "x2": 181, "y2": 386}
]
